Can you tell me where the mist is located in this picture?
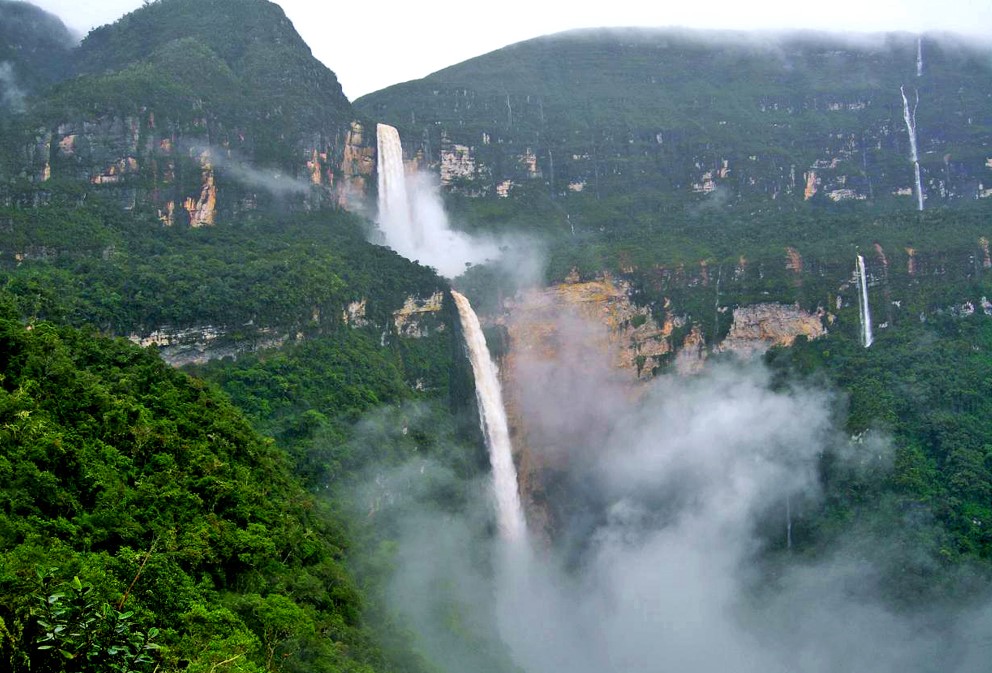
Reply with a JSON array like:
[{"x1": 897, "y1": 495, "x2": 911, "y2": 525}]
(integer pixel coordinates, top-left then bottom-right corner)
[
  {"x1": 361, "y1": 303, "x2": 992, "y2": 673},
  {"x1": 181, "y1": 143, "x2": 314, "y2": 195},
  {"x1": 376, "y1": 169, "x2": 506, "y2": 279},
  {"x1": 0, "y1": 62, "x2": 25, "y2": 112}
]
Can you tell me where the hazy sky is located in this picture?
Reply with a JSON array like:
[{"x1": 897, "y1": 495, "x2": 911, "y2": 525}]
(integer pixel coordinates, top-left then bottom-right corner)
[{"x1": 29, "y1": 0, "x2": 992, "y2": 99}]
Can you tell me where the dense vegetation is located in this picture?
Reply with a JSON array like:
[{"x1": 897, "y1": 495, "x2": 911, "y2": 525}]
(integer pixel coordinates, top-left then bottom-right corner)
[
  {"x1": 769, "y1": 312, "x2": 992, "y2": 563},
  {"x1": 358, "y1": 29, "x2": 992, "y2": 297},
  {"x1": 358, "y1": 29, "x2": 992, "y2": 213},
  {"x1": 0, "y1": 3, "x2": 496, "y2": 669},
  {"x1": 0, "y1": 193, "x2": 446, "y2": 337},
  {"x1": 0, "y1": 188, "x2": 483, "y2": 672},
  {"x1": 0, "y1": 0, "x2": 74, "y2": 99},
  {"x1": 0, "y1": 308, "x2": 393, "y2": 673},
  {"x1": 3, "y1": 0, "x2": 992, "y2": 670}
]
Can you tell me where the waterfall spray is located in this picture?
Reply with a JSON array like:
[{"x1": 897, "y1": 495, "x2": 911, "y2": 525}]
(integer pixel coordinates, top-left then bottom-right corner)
[
  {"x1": 899, "y1": 86, "x2": 924, "y2": 212},
  {"x1": 451, "y1": 290, "x2": 527, "y2": 540},
  {"x1": 374, "y1": 124, "x2": 501, "y2": 278},
  {"x1": 856, "y1": 254, "x2": 874, "y2": 348}
]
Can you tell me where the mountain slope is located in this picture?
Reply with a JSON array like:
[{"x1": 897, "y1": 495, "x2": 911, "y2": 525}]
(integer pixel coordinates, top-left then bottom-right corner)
[
  {"x1": 3, "y1": 0, "x2": 374, "y2": 222},
  {"x1": 0, "y1": 0, "x2": 73, "y2": 107},
  {"x1": 357, "y1": 29, "x2": 992, "y2": 212},
  {"x1": 0, "y1": 312, "x2": 389, "y2": 673},
  {"x1": 74, "y1": 0, "x2": 351, "y2": 134}
]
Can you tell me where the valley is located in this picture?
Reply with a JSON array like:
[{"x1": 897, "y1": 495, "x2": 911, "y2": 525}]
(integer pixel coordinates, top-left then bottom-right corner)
[{"x1": 1, "y1": 1, "x2": 991, "y2": 671}]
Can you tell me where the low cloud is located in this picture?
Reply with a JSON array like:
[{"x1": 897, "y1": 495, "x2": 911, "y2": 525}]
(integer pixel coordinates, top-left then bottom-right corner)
[
  {"x1": 0, "y1": 62, "x2": 26, "y2": 112},
  {"x1": 363, "y1": 319, "x2": 992, "y2": 673},
  {"x1": 376, "y1": 170, "x2": 503, "y2": 278},
  {"x1": 183, "y1": 143, "x2": 313, "y2": 195}
]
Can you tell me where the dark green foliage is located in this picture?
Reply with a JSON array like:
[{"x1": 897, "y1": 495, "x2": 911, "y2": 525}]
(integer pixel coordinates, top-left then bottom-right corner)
[
  {"x1": 358, "y1": 29, "x2": 992, "y2": 220},
  {"x1": 767, "y1": 312, "x2": 992, "y2": 563},
  {"x1": 0, "y1": 313, "x2": 397, "y2": 672},
  {"x1": 0, "y1": 199, "x2": 446, "y2": 336},
  {"x1": 0, "y1": 1, "x2": 74, "y2": 97},
  {"x1": 75, "y1": 0, "x2": 348, "y2": 120},
  {"x1": 358, "y1": 29, "x2": 992, "y2": 310},
  {"x1": 60, "y1": 0, "x2": 351, "y2": 169},
  {"x1": 33, "y1": 571, "x2": 161, "y2": 673}
]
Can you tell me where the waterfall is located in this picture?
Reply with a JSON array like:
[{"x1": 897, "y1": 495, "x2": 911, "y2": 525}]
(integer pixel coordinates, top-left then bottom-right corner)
[
  {"x1": 916, "y1": 37, "x2": 923, "y2": 77},
  {"x1": 856, "y1": 254, "x2": 874, "y2": 348},
  {"x1": 451, "y1": 290, "x2": 527, "y2": 540},
  {"x1": 376, "y1": 123, "x2": 423, "y2": 248},
  {"x1": 374, "y1": 124, "x2": 500, "y2": 278},
  {"x1": 900, "y1": 86, "x2": 925, "y2": 212}
]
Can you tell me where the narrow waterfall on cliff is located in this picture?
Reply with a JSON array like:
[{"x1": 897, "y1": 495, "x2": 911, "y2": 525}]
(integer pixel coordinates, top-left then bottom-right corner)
[
  {"x1": 376, "y1": 123, "x2": 423, "y2": 249},
  {"x1": 856, "y1": 254, "x2": 874, "y2": 348},
  {"x1": 900, "y1": 86, "x2": 925, "y2": 212},
  {"x1": 374, "y1": 124, "x2": 501, "y2": 278},
  {"x1": 451, "y1": 290, "x2": 527, "y2": 541},
  {"x1": 917, "y1": 37, "x2": 923, "y2": 77}
]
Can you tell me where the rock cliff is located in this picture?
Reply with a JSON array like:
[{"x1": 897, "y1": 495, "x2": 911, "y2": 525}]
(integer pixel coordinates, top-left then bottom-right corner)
[
  {"x1": 357, "y1": 30, "x2": 992, "y2": 209},
  {"x1": 1, "y1": 0, "x2": 377, "y2": 222}
]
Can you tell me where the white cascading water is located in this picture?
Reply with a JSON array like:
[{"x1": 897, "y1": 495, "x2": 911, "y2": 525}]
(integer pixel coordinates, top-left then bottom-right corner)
[
  {"x1": 451, "y1": 290, "x2": 527, "y2": 541},
  {"x1": 856, "y1": 254, "x2": 874, "y2": 348},
  {"x1": 374, "y1": 124, "x2": 500, "y2": 278},
  {"x1": 900, "y1": 86, "x2": 925, "y2": 212},
  {"x1": 376, "y1": 123, "x2": 423, "y2": 249},
  {"x1": 916, "y1": 37, "x2": 923, "y2": 77}
]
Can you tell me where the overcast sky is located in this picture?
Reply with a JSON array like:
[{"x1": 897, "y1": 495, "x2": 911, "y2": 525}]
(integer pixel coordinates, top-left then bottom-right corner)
[{"x1": 30, "y1": 0, "x2": 992, "y2": 99}]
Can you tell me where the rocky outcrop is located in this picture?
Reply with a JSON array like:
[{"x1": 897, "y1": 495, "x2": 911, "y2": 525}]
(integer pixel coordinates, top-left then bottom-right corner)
[
  {"x1": 804, "y1": 170, "x2": 818, "y2": 200},
  {"x1": 717, "y1": 303, "x2": 826, "y2": 358},
  {"x1": 675, "y1": 325, "x2": 707, "y2": 374},
  {"x1": 439, "y1": 133, "x2": 477, "y2": 186},
  {"x1": 498, "y1": 275, "x2": 672, "y2": 381},
  {"x1": 393, "y1": 292, "x2": 445, "y2": 338},
  {"x1": 183, "y1": 151, "x2": 217, "y2": 227},
  {"x1": 786, "y1": 246, "x2": 803, "y2": 275},
  {"x1": 338, "y1": 121, "x2": 376, "y2": 207},
  {"x1": 343, "y1": 299, "x2": 369, "y2": 328},
  {"x1": 124, "y1": 291, "x2": 447, "y2": 367},
  {"x1": 128, "y1": 325, "x2": 291, "y2": 367}
]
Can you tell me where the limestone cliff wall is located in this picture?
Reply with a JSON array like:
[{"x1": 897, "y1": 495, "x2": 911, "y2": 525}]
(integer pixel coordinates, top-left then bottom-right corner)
[
  {"x1": 498, "y1": 275, "x2": 671, "y2": 381},
  {"x1": 393, "y1": 292, "x2": 446, "y2": 338},
  {"x1": 126, "y1": 291, "x2": 446, "y2": 368},
  {"x1": 12, "y1": 110, "x2": 377, "y2": 223},
  {"x1": 128, "y1": 325, "x2": 291, "y2": 367},
  {"x1": 718, "y1": 303, "x2": 826, "y2": 358},
  {"x1": 494, "y1": 274, "x2": 830, "y2": 536}
]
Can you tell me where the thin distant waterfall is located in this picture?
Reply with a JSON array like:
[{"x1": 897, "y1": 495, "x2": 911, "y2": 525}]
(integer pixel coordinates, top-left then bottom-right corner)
[
  {"x1": 900, "y1": 86, "x2": 925, "y2": 212},
  {"x1": 451, "y1": 290, "x2": 527, "y2": 541},
  {"x1": 916, "y1": 37, "x2": 923, "y2": 77},
  {"x1": 376, "y1": 123, "x2": 423, "y2": 247},
  {"x1": 856, "y1": 254, "x2": 874, "y2": 348}
]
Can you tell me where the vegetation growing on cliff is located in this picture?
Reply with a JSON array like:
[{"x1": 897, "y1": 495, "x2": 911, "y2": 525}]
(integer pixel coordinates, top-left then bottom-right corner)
[
  {"x1": 3, "y1": 0, "x2": 992, "y2": 669},
  {"x1": 768, "y1": 312, "x2": 992, "y2": 565},
  {"x1": 0, "y1": 309, "x2": 401, "y2": 673},
  {"x1": 0, "y1": 197, "x2": 446, "y2": 336}
]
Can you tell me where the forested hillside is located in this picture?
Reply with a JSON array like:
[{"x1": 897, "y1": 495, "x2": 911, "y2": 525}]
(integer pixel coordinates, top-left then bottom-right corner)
[
  {"x1": 0, "y1": 0, "x2": 74, "y2": 104},
  {"x1": 0, "y1": 2, "x2": 484, "y2": 672},
  {"x1": 0, "y1": 310, "x2": 383, "y2": 673},
  {"x1": 358, "y1": 29, "x2": 992, "y2": 213},
  {"x1": 2, "y1": 1, "x2": 992, "y2": 671}
]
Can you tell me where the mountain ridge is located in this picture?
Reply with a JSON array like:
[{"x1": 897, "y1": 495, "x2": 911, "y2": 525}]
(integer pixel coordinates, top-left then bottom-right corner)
[{"x1": 357, "y1": 27, "x2": 992, "y2": 213}]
